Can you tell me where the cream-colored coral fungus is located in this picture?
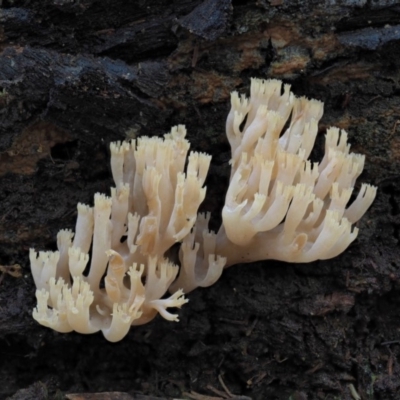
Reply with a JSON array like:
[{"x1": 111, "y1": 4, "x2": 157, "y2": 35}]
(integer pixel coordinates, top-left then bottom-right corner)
[
  {"x1": 30, "y1": 79, "x2": 376, "y2": 341},
  {"x1": 30, "y1": 126, "x2": 219, "y2": 342},
  {"x1": 218, "y1": 80, "x2": 377, "y2": 260},
  {"x1": 171, "y1": 78, "x2": 376, "y2": 293}
]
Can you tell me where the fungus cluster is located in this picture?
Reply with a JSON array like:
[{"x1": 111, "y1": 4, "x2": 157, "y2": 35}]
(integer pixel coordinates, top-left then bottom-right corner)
[{"x1": 30, "y1": 79, "x2": 376, "y2": 341}]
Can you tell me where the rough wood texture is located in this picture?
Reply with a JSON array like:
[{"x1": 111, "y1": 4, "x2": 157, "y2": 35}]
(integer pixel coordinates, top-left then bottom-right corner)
[{"x1": 1, "y1": 1, "x2": 400, "y2": 399}]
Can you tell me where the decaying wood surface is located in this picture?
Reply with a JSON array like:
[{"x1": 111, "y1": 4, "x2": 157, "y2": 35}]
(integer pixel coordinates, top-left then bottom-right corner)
[{"x1": 1, "y1": 1, "x2": 400, "y2": 399}]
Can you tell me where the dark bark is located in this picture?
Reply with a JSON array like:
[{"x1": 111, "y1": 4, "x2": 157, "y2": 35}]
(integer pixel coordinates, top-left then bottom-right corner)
[{"x1": 1, "y1": 1, "x2": 400, "y2": 399}]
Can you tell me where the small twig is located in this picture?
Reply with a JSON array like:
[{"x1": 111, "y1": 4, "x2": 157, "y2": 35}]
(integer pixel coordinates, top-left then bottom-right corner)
[
  {"x1": 388, "y1": 351, "x2": 393, "y2": 376},
  {"x1": 381, "y1": 340, "x2": 400, "y2": 346},
  {"x1": 245, "y1": 318, "x2": 258, "y2": 337},
  {"x1": 0, "y1": 264, "x2": 22, "y2": 277},
  {"x1": 348, "y1": 383, "x2": 361, "y2": 400},
  {"x1": 218, "y1": 318, "x2": 248, "y2": 326},
  {"x1": 305, "y1": 362, "x2": 324, "y2": 375},
  {"x1": 0, "y1": 264, "x2": 22, "y2": 285},
  {"x1": 184, "y1": 390, "x2": 223, "y2": 400},
  {"x1": 274, "y1": 354, "x2": 288, "y2": 363},
  {"x1": 192, "y1": 42, "x2": 199, "y2": 68},
  {"x1": 206, "y1": 385, "x2": 228, "y2": 399},
  {"x1": 246, "y1": 371, "x2": 267, "y2": 386},
  {"x1": 367, "y1": 95, "x2": 382, "y2": 105},
  {"x1": 218, "y1": 374, "x2": 234, "y2": 398}
]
